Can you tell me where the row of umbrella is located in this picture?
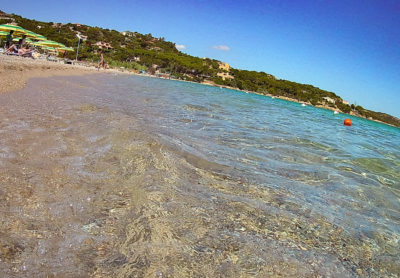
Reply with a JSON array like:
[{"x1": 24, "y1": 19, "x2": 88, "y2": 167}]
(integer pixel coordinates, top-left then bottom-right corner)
[
  {"x1": 0, "y1": 24, "x2": 74, "y2": 53},
  {"x1": 0, "y1": 24, "x2": 47, "y2": 40}
]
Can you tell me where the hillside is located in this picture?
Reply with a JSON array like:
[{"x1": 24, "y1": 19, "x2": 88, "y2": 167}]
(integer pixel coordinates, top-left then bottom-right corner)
[{"x1": 1, "y1": 10, "x2": 399, "y2": 127}]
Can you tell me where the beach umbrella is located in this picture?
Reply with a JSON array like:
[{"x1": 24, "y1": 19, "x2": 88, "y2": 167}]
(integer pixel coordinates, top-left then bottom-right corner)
[
  {"x1": 12, "y1": 37, "x2": 34, "y2": 43},
  {"x1": 0, "y1": 25, "x2": 45, "y2": 42},
  {"x1": 31, "y1": 42, "x2": 53, "y2": 51},
  {"x1": 0, "y1": 31, "x2": 7, "y2": 45},
  {"x1": 37, "y1": 40, "x2": 64, "y2": 47},
  {"x1": 54, "y1": 43, "x2": 67, "y2": 48},
  {"x1": 19, "y1": 30, "x2": 47, "y2": 41},
  {"x1": 34, "y1": 34, "x2": 47, "y2": 41},
  {"x1": 24, "y1": 30, "x2": 42, "y2": 39},
  {"x1": 57, "y1": 47, "x2": 74, "y2": 52},
  {"x1": 42, "y1": 46, "x2": 57, "y2": 52},
  {"x1": 0, "y1": 24, "x2": 28, "y2": 35}
]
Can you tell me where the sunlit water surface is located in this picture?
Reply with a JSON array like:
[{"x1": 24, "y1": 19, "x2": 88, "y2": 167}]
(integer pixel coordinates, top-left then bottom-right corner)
[{"x1": 0, "y1": 74, "x2": 399, "y2": 277}]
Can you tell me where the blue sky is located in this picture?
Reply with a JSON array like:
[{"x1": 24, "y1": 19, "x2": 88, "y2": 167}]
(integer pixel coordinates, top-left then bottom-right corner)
[{"x1": 3, "y1": 0, "x2": 400, "y2": 117}]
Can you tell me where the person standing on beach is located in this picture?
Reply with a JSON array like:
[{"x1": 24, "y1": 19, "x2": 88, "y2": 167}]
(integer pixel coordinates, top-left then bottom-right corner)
[
  {"x1": 97, "y1": 50, "x2": 106, "y2": 70},
  {"x1": 5, "y1": 30, "x2": 14, "y2": 48},
  {"x1": 18, "y1": 35, "x2": 27, "y2": 49}
]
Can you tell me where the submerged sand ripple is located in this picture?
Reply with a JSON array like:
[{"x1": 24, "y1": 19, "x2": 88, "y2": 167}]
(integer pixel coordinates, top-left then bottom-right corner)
[{"x1": 0, "y1": 75, "x2": 399, "y2": 277}]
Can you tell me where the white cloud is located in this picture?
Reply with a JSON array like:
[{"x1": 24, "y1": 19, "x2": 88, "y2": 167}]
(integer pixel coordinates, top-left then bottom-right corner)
[
  {"x1": 175, "y1": 44, "x2": 186, "y2": 50},
  {"x1": 212, "y1": 45, "x2": 230, "y2": 51}
]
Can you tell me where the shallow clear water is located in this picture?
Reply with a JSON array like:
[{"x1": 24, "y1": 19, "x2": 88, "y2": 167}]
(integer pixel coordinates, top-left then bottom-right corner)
[{"x1": 0, "y1": 74, "x2": 399, "y2": 277}]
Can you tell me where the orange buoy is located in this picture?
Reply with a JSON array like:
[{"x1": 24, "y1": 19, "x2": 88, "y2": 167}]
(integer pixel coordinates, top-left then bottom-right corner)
[{"x1": 344, "y1": 119, "x2": 352, "y2": 126}]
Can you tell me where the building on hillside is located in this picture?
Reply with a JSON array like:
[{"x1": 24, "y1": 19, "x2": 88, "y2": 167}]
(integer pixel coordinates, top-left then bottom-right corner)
[
  {"x1": 149, "y1": 46, "x2": 162, "y2": 51},
  {"x1": 2, "y1": 22, "x2": 17, "y2": 26},
  {"x1": 121, "y1": 31, "x2": 136, "y2": 37},
  {"x1": 77, "y1": 34, "x2": 87, "y2": 41},
  {"x1": 93, "y1": 41, "x2": 114, "y2": 50},
  {"x1": 200, "y1": 74, "x2": 211, "y2": 79},
  {"x1": 323, "y1": 97, "x2": 336, "y2": 104},
  {"x1": 218, "y1": 62, "x2": 231, "y2": 71},
  {"x1": 0, "y1": 10, "x2": 14, "y2": 21},
  {"x1": 342, "y1": 100, "x2": 350, "y2": 105},
  {"x1": 0, "y1": 14, "x2": 14, "y2": 22},
  {"x1": 217, "y1": 72, "x2": 234, "y2": 81},
  {"x1": 72, "y1": 29, "x2": 88, "y2": 41}
]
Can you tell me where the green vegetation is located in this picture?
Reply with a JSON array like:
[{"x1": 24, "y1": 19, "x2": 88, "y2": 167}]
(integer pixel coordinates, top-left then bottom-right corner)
[{"x1": 2, "y1": 10, "x2": 399, "y2": 127}]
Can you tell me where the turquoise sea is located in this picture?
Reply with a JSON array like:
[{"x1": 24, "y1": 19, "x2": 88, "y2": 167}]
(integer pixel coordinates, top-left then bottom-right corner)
[{"x1": 0, "y1": 74, "x2": 399, "y2": 277}]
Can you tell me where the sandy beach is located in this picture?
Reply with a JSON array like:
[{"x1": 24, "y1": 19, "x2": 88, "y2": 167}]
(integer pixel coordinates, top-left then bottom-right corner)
[{"x1": 0, "y1": 55, "x2": 103, "y2": 94}]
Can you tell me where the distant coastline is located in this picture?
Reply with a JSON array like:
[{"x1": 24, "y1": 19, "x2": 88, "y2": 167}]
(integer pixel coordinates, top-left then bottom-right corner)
[
  {"x1": 131, "y1": 72, "x2": 400, "y2": 129},
  {"x1": 1, "y1": 54, "x2": 397, "y2": 129},
  {"x1": 199, "y1": 80, "x2": 400, "y2": 128},
  {"x1": 1, "y1": 9, "x2": 399, "y2": 127}
]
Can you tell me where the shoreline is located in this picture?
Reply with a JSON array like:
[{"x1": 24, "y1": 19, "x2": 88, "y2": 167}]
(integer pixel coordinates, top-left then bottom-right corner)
[
  {"x1": 0, "y1": 55, "x2": 131, "y2": 94},
  {"x1": 131, "y1": 71, "x2": 398, "y2": 128},
  {"x1": 167, "y1": 76, "x2": 400, "y2": 128},
  {"x1": 1, "y1": 55, "x2": 397, "y2": 128},
  {"x1": 199, "y1": 81, "x2": 399, "y2": 128},
  {"x1": 0, "y1": 55, "x2": 95, "y2": 94}
]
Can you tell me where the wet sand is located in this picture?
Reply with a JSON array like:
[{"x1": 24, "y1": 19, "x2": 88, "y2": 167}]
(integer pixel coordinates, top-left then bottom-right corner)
[{"x1": 0, "y1": 73, "x2": 399, "y2": 277}]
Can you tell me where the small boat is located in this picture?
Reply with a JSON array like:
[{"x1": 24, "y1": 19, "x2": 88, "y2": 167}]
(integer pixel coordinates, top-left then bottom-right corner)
[
  {"x1": 334, "y1": 111, "x2": 339, "y2": 114},
  {"x1": 301, "y1": 103, "x2": 306, "y2": 107}
]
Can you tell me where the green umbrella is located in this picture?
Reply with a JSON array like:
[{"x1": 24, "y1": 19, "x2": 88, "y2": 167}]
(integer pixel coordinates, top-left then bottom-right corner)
[
  {"x1": 0, "y1": 24, "x2": 27, "y2": 35},
  {"x1": 31, "y1": 42, "x2": 53, "y2": 51},
  {"x1": 57, "y1": 46, "x2": 74, "y2": 52},
  {"x1": 0, "y1": 25, "x2": 48, "y2": 42},
  {"x1": 0, "y1": 31, "x2": 8, "y2": 37},
  {"x1": 34, "y1": 34, "x2": 47, "y2": 41},
  {"x1": 24, "y1": 30, "x2": 41, "y2": 39},
  {"x1": 12, "y1": 37, "x2": 33, "y2": 43},
  {"x1": 54, "y1": 42, "x2": 67, "y2": 48},
  {"x1": 21, "y1": 30, "x2": 48, "y2": 40},
  {"x1": 37, "y1": 40, "x2": 64, "y2": 47},
  {"x1": 42, "y1": 46, "x2": 57, "y2": 51}
]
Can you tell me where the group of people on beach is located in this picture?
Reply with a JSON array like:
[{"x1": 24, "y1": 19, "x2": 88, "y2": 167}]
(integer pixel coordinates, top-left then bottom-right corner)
[
  {"x1": 4, "y1": 29, "x2": 108, "y2": 68},
  {"x1": 4, "y1": 30, "x2": 34, "y2": 57}
]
